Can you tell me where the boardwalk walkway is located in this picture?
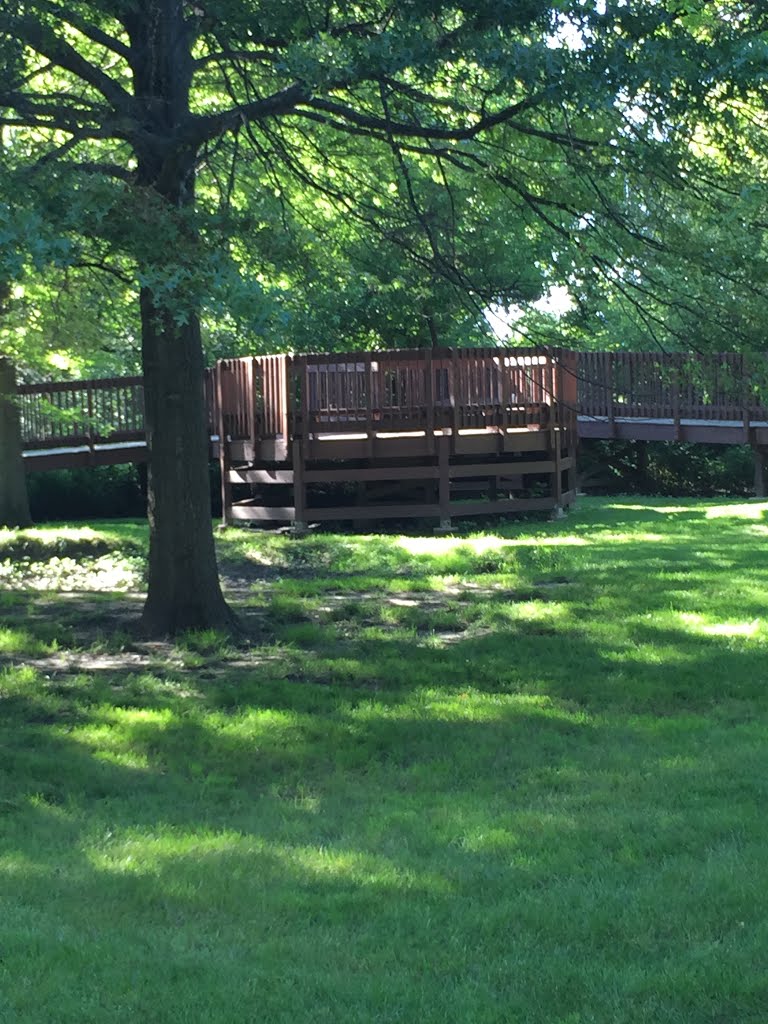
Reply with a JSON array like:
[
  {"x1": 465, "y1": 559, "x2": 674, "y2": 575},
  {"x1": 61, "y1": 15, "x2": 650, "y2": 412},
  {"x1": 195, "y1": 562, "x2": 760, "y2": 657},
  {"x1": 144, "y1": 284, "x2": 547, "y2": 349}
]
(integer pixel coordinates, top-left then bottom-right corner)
[
  {"x1": 19, "y1": 348, "x2": 768, "y2": 462},
  {"x1": 15, "y1": 349, "x2": 768, "y2": 515}
]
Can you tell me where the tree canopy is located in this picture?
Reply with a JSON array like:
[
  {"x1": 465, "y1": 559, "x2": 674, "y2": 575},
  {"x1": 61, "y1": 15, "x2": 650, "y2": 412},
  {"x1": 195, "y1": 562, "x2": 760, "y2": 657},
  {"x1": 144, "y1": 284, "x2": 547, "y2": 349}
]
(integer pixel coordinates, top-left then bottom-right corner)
[{"x1": 2, "y1": 0, "x2": 767, "y2": 629}]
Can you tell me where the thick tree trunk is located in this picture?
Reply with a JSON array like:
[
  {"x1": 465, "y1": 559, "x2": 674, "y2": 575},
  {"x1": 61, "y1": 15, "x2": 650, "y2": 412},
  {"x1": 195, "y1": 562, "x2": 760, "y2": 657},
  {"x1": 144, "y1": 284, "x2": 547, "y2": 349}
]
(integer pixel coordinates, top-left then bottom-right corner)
[
  {"x1": 0, "y1": 358, "x2": 32, "y2": 528},
  {"x1": 138, "y1": 291, "x2": 237, "y2": 636},
  {"x1": 122, "y1": 4, "x2": 237, "y2": 635}
]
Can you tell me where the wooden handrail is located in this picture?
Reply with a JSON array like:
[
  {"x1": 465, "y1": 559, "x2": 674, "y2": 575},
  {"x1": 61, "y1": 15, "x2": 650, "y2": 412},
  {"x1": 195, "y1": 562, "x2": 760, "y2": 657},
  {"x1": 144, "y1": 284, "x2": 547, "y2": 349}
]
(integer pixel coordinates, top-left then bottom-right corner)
[
  {"x1": 17, "y1": 349, "x2": 768, "y2": 454},
  {"x1": 18, "y1": 376, "x2": 145, "y2": 448}
]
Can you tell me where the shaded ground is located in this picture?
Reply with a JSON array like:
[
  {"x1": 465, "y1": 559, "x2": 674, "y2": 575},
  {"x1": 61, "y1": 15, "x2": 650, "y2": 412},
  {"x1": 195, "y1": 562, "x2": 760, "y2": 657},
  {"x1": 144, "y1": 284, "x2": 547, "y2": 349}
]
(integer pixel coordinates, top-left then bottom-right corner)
[{"x1": 1, "y1": 497, "x2": 768, "y2": 1023}]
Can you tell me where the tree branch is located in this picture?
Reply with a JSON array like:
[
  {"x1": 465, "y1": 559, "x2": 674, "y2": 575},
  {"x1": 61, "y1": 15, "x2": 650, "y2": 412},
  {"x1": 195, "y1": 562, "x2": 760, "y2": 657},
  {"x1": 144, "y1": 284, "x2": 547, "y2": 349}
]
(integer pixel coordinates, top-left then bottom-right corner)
[
  {"x1": 299, "y1": 96, "x2": 599, "y2": 148},
  {"x1": 193, "y1": 48, "x2": 277, "y2": 70},
  {"x1": 31, "y1": 0, "x2": 132, "y2": 61},
  {"x1": 8, "y1": 13, "x2": 134, "y2": 114},
  {"x1": 188, "y1": 82, "x2": 309, "y2": 145}
]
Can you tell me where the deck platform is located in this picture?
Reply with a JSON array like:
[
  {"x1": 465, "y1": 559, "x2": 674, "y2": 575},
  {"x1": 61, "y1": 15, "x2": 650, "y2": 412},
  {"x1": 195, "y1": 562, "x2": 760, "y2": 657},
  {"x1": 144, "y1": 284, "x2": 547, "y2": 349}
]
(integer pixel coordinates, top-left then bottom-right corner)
[
  {"x1": 14, "y1": 346, "x2": 768, "y2": 521},
  {"x1": 215, "y1": 349, "x2": 578, "y2": 527}
]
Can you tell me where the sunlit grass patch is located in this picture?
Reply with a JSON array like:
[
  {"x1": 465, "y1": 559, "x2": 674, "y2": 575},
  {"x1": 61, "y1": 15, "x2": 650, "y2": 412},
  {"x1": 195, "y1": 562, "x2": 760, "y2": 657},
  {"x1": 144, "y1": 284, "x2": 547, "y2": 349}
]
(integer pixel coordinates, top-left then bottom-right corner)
[
  {"x1": 677, "y1": 611, "x2": 764, "y2": 640},
  {"x1": 0, "y1": 626, "x2": 56, "y2": 657},
  {"x1": 177, "y1": 628, "x2": 237, "y2": 656}
]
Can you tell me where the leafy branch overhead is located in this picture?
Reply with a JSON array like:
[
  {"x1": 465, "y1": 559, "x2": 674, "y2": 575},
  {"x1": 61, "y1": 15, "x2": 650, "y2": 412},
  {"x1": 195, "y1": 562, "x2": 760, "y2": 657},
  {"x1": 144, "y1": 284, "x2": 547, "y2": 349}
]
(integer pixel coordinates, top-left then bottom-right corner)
[{"x1": 3, "y1": 1, "x2": 764, "y2": 348}]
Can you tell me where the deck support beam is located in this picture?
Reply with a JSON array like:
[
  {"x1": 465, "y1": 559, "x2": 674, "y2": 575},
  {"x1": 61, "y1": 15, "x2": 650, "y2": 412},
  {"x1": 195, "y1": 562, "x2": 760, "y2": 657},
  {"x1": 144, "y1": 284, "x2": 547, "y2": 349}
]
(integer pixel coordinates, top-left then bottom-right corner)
[
  {"x1": 292, "y1": 438, "x2": 307, "y2": 531},
  {"x1": 551, "y1": 427, "x2": 563, "y2": 507},
  {"x1": 216, "y1": 364, "x2": 231, "y2": 527},
  {"x1": 438, "y1": 434, "x2": 451, "y2": 529}
]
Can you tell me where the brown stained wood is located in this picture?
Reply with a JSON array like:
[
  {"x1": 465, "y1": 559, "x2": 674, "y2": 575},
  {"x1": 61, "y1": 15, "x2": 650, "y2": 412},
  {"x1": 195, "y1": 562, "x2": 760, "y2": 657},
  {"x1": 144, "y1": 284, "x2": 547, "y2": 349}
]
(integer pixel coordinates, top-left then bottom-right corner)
[
  {"x1": 228, "y1": 468, "x2": 295, "y2": 485},
  {"x1": 578, "y1": 420, "x2": 765, "y2": 445},
  {"x1": 300, "y1": 356, "x2": 309, "y2": 439},
  {"x1": 438, "y1": 433, "x2": 451, "y2": 526},
  {"x1": 252, "y1": 357, "x2": 261, "y2": 444},
  {"x1": 230, "y1": 504, "x2": 296, "y2": 521},
  {"x1": 308, "y1": 503, "x2": 443, "y2": 522},
  {"x1": 425, "y1": 349, "x2": 435, "y2": 454},
  {"x1": 305, "y1": 464, "x2": 439, "y2": 483},
  {"x1": 305, "y1": 436, "x2": 434, "y2": 461},
  {"x1": 215, "y1": 364, "x2": 231, "y2": 526},
  {"x1": 293, "y1": 438, "x2": 307, "y2": 526},
  {"x1": 459, "y1": 432, "x2": 550, "y2": 456},
  {"x1": 449, "y1": 458, "x2": 568, "y2": 477},
  {"x1": 609, "y1": 351, "x2": 618, "y2": 417},
  {"x1": 24, "y1": 447, "x2": 149, "y2": 472},
  {"x1": 552, "y1": 427, "x2": 564, "y2": 506},
  {"x1": 450, "y1": 349, "x2": 459, "y2": 441},
  {"x1": 20, "y1": 345, "x2": 768, "y2": 544}
]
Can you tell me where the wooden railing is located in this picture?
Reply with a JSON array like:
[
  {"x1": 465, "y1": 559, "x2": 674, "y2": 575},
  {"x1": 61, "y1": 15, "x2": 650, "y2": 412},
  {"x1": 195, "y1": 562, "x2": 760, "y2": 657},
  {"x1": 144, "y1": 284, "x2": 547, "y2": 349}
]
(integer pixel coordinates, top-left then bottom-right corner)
[
  {"x1": 578, "y1": 351, "x2": 768, "y2": 423},
  {"x1": 16, "y1": 348, "x2": 768, "y2": 457},
  {"x1": 18, "y1": 376, "x2": 145, "y2": 449},
  {"x1": 216, "y1": 347, "x2": 577, "y2": 442}
]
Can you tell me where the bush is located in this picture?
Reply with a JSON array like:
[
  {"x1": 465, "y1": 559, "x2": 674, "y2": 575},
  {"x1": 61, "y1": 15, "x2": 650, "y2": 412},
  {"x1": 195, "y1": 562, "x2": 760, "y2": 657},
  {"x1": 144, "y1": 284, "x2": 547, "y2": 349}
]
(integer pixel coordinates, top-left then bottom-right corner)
[
  {"x1": 28, "y1": 464, "x2": 147, "y2": 520},
  {"x1": 28, "y1": 462, "x2": 223, "y2": 521},
  {"x1": 578, "y1": 439, "x2": 754, "y2": 497}
]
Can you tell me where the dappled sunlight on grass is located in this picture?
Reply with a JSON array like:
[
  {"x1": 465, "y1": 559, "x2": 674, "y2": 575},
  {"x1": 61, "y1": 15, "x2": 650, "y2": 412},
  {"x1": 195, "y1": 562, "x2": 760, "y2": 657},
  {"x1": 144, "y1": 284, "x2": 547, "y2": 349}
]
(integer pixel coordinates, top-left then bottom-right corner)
[
  {"x1": 395, "y1": 532, "x2": 590, "y2": 557},
  {"x1": 677, "y1": 612, "x2": 763, "y2": 639},
  {"x1": 704, "y1": 501, "x2": 768, "y2": 520},
  {"x1": 606, "y1": 503, "x2": 695, "y2": 514},
  {"x1": 0, "y1": 524, "x2": 114, "y2": 545},
  {"x1": 0, "y1": 627, "x2": 54, "y2": 656},
  {"x1": 2, "y1": 498, "x2": 768, "y2": 1021}
]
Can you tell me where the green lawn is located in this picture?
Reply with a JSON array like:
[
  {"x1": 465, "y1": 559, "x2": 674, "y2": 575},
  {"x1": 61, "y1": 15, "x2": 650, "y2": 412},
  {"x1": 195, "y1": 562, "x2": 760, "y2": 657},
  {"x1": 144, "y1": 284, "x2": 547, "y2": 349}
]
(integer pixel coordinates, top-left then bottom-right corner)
[{"x1": 1, "y1": 497, "x2": 767, "y2": 1023}]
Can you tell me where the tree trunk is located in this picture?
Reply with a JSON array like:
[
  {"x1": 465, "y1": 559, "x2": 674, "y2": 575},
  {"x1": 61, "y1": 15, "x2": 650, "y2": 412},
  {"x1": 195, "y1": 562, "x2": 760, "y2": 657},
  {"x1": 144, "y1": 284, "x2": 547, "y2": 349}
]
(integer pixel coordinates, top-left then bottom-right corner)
[
  {"x1": 125, "y1": 2, "x2": 236, "y2": 636},
  {"x1": 0, "y1": 358, "x2": 32, "y2": 528},
  {"x1": 138, "y1": 291, "x2": 237, "y2": 635}
]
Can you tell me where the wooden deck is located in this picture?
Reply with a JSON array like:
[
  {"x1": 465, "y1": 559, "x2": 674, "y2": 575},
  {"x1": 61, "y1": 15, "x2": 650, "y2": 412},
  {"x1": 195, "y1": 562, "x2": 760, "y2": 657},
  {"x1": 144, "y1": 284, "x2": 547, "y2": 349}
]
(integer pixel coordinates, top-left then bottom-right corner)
[
  {"x1": 214, "y1": 348, "x2": 578, "y2": 526},
  {"x1": 15, "y1": 347, "x2": 768, "y2": 523}
]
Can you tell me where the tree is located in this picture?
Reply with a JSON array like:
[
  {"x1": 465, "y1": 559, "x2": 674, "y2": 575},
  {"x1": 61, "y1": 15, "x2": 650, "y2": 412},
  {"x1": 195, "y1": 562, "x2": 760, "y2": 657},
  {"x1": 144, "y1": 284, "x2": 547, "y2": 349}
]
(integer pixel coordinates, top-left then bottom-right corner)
[
  {"x1": 2, "y1": 0, "x2": 744, "y2": 632},
  {"x1": 507, "y1": 4, "x2": 768, "y2": 354},
  {"x1": 0, "y1": 306, "x2": 31, "y2": 526}
]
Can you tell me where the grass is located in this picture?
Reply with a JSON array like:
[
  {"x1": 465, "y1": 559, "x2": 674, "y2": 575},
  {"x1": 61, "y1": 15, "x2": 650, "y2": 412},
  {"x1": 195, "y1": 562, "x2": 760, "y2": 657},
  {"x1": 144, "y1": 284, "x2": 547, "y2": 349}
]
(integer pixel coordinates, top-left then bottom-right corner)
[{"x1": 1, "y1": 497, "x2": 768, "y2": 1023}]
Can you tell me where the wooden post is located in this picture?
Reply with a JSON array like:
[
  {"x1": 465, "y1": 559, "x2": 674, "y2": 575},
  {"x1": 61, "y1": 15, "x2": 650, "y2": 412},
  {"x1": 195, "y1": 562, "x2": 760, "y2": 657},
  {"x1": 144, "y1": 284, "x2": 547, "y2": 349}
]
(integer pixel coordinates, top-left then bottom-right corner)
[
  {"x1": 552, "y1": 426, "x2": 563, "y2": 510},
  {"x1": 293, "y1": 438, "x2": 307, "y2": 532},
  {"x1": 564, "y1": 351, "x2": 579, "y2": 499},
  {"x1": 425, "y1": 348, "x2": 434, "y2": 454},
  {"x1": 607, "y1": 351, "x2": 616, "y2": 437},
  {"x1": 438, "y1": 433, "x2": 451, "y2": 530},
  {"x1": 86, "y1": 382, "x2": 95, "y2": 463},
  {"x1": 365, "y1": 353, "x2": 376, "y2": 460},
  {"x1": 672, "y1": 355, "x2": 682, "y2": 441},
  {"x1": 215, "y1": 363, "x2": 231, "y2": 527},
  {"x1": 566, "y1": 428, "x2": 578, "y2": 498},
  {"x1": 449, "y1": 348, "x2": 458, "y2": 454}
]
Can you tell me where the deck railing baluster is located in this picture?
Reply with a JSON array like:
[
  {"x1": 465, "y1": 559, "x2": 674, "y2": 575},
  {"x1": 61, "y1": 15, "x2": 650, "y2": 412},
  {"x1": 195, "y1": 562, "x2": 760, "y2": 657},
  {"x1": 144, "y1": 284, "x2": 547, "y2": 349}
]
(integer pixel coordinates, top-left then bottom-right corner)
[{"x1": 18, "y1": 350, "x2": 768, "y2": 477}]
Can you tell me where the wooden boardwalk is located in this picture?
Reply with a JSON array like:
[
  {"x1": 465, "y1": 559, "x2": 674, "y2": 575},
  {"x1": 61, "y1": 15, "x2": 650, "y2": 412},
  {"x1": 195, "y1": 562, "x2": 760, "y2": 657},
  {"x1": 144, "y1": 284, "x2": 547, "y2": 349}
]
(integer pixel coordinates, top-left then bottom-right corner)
[{"x1": 16, "y1": 348, "x2": 768, "y2": 523}]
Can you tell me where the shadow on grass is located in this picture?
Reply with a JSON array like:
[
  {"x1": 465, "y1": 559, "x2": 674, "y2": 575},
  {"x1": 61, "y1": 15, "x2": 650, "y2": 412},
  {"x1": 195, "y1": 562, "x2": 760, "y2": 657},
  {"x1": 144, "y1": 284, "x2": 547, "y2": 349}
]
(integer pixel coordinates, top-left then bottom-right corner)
[
  {"x1": 2, "y1": 657, "x2": 767, "y2": 1023},
  {"x1": 2, "y1": 497, "x2": 768, "y2": 1020}
]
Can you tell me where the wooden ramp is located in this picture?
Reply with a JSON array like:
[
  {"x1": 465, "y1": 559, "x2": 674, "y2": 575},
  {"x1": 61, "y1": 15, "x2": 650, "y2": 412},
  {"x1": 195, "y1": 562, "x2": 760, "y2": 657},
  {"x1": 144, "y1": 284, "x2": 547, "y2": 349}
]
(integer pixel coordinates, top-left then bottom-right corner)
[{"x1": 15, "y1": 347, "x2": 768, "y2": 521}]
